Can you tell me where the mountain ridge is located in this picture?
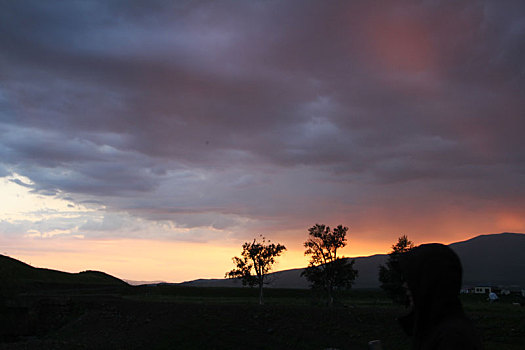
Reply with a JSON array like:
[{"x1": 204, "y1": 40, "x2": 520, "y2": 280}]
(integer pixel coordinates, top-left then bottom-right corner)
[{"x1": 0, "y1": 253, "x2": 128, "y2": 290}]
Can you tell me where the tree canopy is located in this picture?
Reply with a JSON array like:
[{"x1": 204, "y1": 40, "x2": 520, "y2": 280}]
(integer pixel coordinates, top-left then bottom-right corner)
[
  {"x1": 226, "y1": 236, "x2": 286, "y2": 305},
  {"x1": 378, "y1": 235, "x2": 415, "y2": 304},
  {"x1": 302, "y1": 224, "x2": 358, "y2": 306}
]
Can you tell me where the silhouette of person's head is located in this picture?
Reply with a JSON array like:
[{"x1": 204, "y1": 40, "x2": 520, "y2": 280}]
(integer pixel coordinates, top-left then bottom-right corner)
[
  {"x1": 399, "y1": 243, "x2": 462, "y2": 308},
  {"x1": 396, "y1": 244, "x2": 482, "y2": 350}
]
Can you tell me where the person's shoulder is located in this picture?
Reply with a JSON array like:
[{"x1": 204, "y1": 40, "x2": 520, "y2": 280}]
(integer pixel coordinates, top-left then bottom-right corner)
[{"x1": 427, "y1": 317, "x2": 483, "y2": 350}]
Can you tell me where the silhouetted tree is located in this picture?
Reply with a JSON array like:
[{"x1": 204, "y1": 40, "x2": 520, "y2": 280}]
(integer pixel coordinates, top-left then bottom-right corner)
[
  {"x1": 302, "y1": 224, "x2": 358, "y2": 306},
  {"x1": 378, "y1": 235, "x2": 415, "y2": 304},
  {"x1": 226, "y1": 236, "x2": 286, "y2": 305}
]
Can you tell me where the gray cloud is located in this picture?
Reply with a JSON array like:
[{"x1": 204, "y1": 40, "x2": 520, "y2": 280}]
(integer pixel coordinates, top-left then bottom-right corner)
[{"x1": 1, "y1": 0, "x2": 524, "y2": 240}]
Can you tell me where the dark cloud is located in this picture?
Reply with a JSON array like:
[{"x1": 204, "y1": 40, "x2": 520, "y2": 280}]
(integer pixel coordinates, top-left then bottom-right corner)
[{"x1": 1, "y1": 0, "x2": 524, "y2": 239}]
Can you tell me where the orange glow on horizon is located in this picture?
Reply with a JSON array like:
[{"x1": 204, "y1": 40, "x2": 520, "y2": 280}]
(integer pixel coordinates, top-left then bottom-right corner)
[
  {"x1": 2, "y1": 237, "x2": 312, "y2": 283},
  {"x1": 2, "y1": 207, "x2": 523, "y2": 283},
  {"x1": 2, "y1": 235, "x2": 397, "y2": 283},
  {"x1": 0, "y1": 235, "x2": 446, "y2": 283}
]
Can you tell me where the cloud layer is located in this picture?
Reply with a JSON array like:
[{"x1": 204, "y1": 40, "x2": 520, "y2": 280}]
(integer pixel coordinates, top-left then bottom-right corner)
[{"x1": 1, "y1": 1, "x2": 525, "y2": 244}]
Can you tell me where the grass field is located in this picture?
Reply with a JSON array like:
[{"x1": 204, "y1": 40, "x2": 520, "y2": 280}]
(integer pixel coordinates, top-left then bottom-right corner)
[{"x1": 1, "y1": 285, "x2": 523, "y2": 349}]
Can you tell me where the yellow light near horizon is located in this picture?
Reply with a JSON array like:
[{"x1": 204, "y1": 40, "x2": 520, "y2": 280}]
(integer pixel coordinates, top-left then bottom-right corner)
[
  {"x1": 6, "y1": 228, "x2": 523, "y2": 283},
  {"x1": 3, "y1": 237, "x2": 314, "y2": 283},
  {"x1": 3, "y1": 233, "x2": 400, "y2": 283}
]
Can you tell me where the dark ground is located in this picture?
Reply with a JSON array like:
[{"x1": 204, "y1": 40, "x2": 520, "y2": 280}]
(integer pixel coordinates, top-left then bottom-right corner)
[{"x1": 1, "y1": 286, "x2": 523, "y2": 349}]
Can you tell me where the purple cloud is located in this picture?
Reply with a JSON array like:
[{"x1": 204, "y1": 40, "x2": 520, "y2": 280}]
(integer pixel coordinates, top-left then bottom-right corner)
[{"x1": 1, "y1": 0, "x2": 524, "y2": 242}]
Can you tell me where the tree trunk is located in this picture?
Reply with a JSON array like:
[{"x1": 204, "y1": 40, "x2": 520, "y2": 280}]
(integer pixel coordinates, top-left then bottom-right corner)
[
  {"x1": 327, "y1": 283, "x2": 333, "y2": 307},
  {"x1": 258, "y1": 280, "x2": 264, "y2": 305}
]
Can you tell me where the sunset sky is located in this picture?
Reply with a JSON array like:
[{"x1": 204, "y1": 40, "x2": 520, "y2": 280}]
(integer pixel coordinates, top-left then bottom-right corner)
[{"x1": 1, "y1": 1, "x2": 524, "y2": 282}]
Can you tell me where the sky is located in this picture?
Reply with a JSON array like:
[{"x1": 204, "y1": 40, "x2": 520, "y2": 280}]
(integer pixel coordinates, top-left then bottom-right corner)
[{"x1": 1, "y1": 0, "x2": 524, "y2": 282}]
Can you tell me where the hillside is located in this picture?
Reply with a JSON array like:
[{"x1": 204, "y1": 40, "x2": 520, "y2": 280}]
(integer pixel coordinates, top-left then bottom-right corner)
[
  {"x1": 0, "y1": 254, "x2": 128, "y2": 291},
  {"x1": 449, "y1": 232, "x2": 525, "y2": 287},
  {"x1": 182, "y1": 232, "x2": 525, "y2": 289}
]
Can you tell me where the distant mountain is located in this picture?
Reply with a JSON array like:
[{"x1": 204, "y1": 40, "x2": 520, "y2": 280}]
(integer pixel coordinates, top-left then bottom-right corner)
[
  {"x1": 181, "y1": 232, "x2": 525, "y2": 289},
  {"x1": 0, "y1": 254, "x2": 128, "y2": 290},
  {"x1": 449, "y1": 232, "x2": 525, "y2": 288},
  {"x1": 179, "y1": 254, "x2": 389, "y2": 289},
  {"x1": 124, "y1": 279, "x2": 167, "y2": 286}
]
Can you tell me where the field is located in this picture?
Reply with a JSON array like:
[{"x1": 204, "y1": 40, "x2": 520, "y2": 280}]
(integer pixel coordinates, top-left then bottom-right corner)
[{"x1": 1, "y1": 285, "x2": 524, "y2": 349}]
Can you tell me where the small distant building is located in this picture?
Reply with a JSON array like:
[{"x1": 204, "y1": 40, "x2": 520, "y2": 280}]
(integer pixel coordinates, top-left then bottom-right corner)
[{"x1": 474, "y1": 286, "x2": 491, "y2": 294}]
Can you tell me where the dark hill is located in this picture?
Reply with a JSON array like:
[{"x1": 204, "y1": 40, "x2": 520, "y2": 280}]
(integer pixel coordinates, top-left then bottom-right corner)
[
  {"x1": 449, "y1": 232, "x2": 525, "y2": 287},
  {"x1": 181, "y1": 232, "x2": 525, "y2": 289},
  {"x1": 0, "y1": 254, "x2": 128, "y2": 292}
]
